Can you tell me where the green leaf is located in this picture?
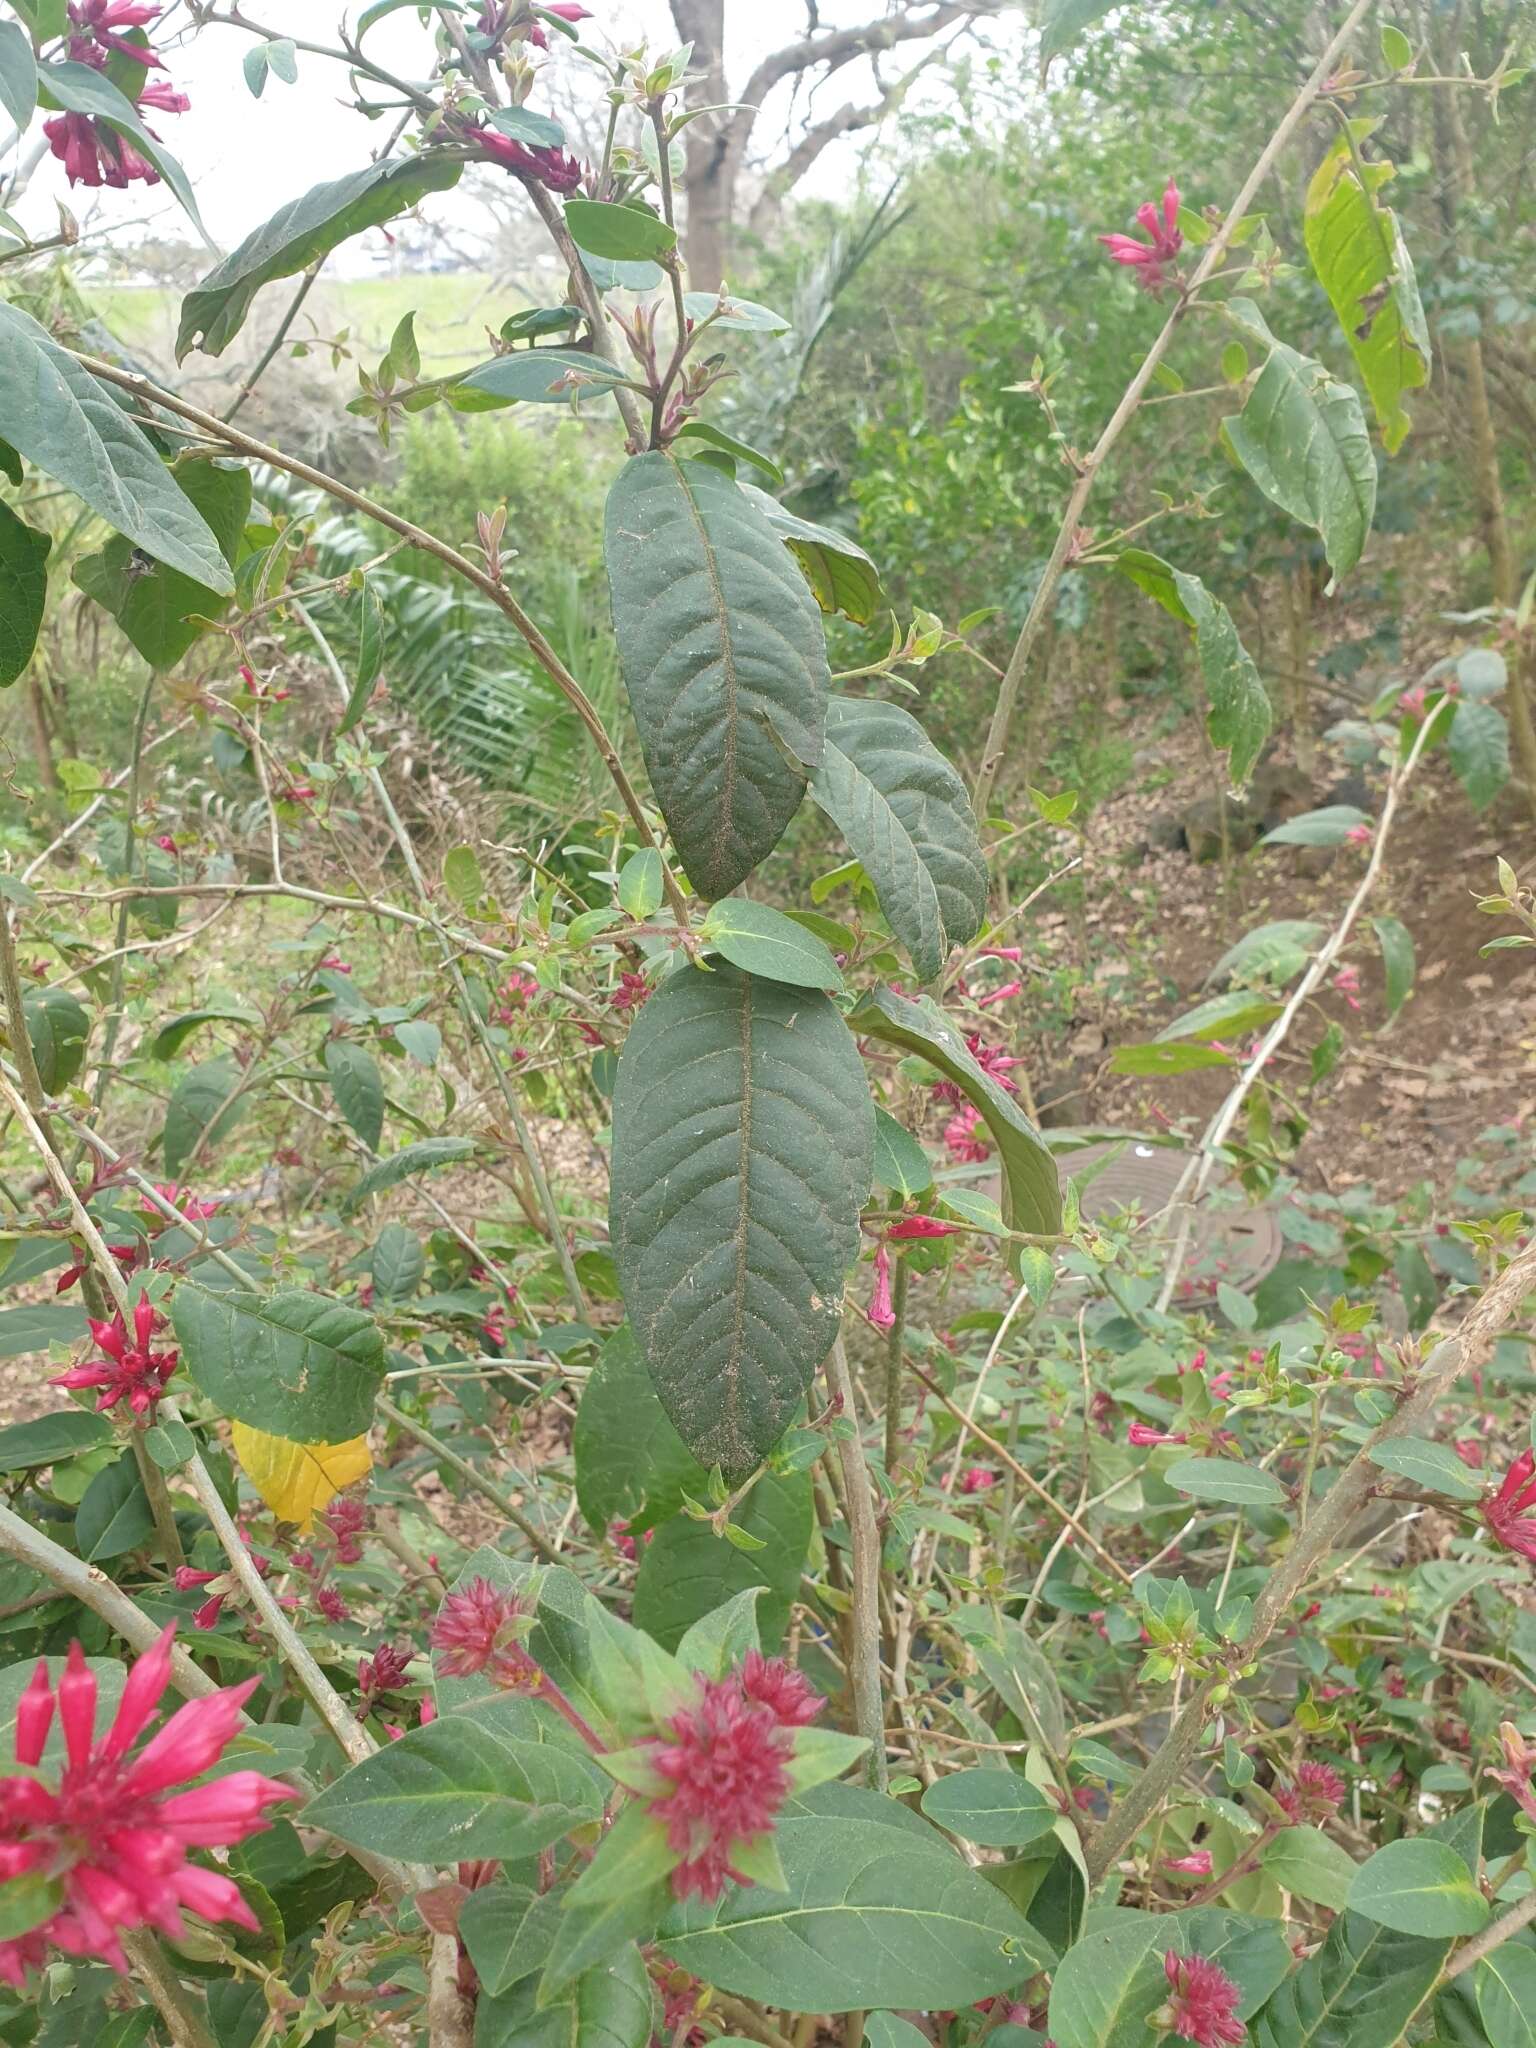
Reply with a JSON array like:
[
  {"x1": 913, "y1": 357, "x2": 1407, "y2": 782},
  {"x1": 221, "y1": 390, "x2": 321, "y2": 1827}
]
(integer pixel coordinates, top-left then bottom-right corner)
[
  {"x1": 458, "y1": 347, "x2": 631, "y2": 405},
  {"x1": 1155, "y1": 991, "x2": 1283, "y2": 1043},
  {"x1": 0, "y1": 1302, "x2": 86, "y2": 1357},
  {"x1": 324, "y1": 1038, "x2": 385, "y2": 1153},
  {"x1": 633, "y1": 1467, "x2": 812, "y2": 1652},
  {"x1": 0, "y1": 300, "x2": 234, "y2": 590},
  {"x1": 850, "y1": 985, "x2": 1060, "y2": 1240},
  {"x1": 172, "y1": 1283, "x2": 386, "y2": 1440},
  {"x1": 617, "y1": 847, "x2": 662, "y2": 920},
  {"x1": 1251, "y1": 1911, "x2": 1450, "y2": 2048},
  {"x1": 740, "y1": 483, "x2": 887, "y2": 626},
  {"x1": 1047, "y1": 1917, "x2": 1166, "y2": 2048},
  {"x1": 356, "y1": 0, "x2": 467, "y2": 38},
  {"x1": 1348, "y1": 1838, "x2": 1489, "y2": 1936},
  {"x1": 605, "y1": 454, "x2": 829, "y2": 900},
  {"x1": 177, "y1": 157, "x2": 463, "y2": 359},
  {"x1": 0, "y1": 1871, "x2": 61, "y2": 1942},
  {"x1": 1164, "y1": 1458, "x2": 1287, "y2": 1506},
  {"x1": 336, "y1": 575, "x2": 386, "y2": 735},
  {"x1": 371, "y1": 1221, "x2": 424, "y2": 1302},
  {"x1": 700, "y1": 898, "x2": 844, "y2": 992},
  {"x1": 810, "y1": 696, "x2": 987, "y2": 983},
  {"x1": 872, "y1": 1107, "x2": 934, "y2": 1198},
  {"x1": 565, "y1": 199, "x2": 675, "y2": 261},
  {"x1": 660, "y1": 1782, "x2": 1054, "y2": 2011},
  {"x1": 486, "y1": 102, "x2": 565, "y2": 149},
  {"x1": 1117, "y1": 554, "x2": 1270, "y2": 786},
  {"x1": 1038, "y1": 0, "x2": 1115, "y2": 71},
  {"x1": 4, "y1": 0, "x2": 67, "y2": 35},
  {"x1": 573, "y1": 1325, "x2": 705, "y2": 1534},
  {"x1": 0, "y1": 19, "x2": 38, "y2": 131},
  {"x1": 676, "y1": 421, "x2": 784, "y2": 485},
  {"x1": 1207, "y1": 920, "x2": 1325, "y2": 988},
  {"x1": 681, "y1": 290, "x2": 791, "y2": 334},
  {"x1": 1371, "y1": 915, "x2": 1414, "y2": 1017},
  {"x1": 242, "y1": 42, "x2": 268, "y2": 95},
  {"x1": 1448, "y1": 699, "x2": 1509, "y2": 811},
  {"x1": 1380, "y1": 22, "x2": 1414, "y2": 69},
  {"x1": 75, "y1": 1454, "x2": 153, "y2": 1563},
  {"x1": 1110, "y1": 1042, "x2": 1233, "y2": 1077},
  {"x1": 1260, "y1": 1827, "x2": 1358, "y2": 1911},
  {"x1": 1261, "y1": 805, "x2": 1371, "y2": 847},
  {"x1": 302, "y1": 1714, "x2": 603, "y2": 1864},
  {"x1": 1173, "y1": 570, "x2": 1272, "y2": 789},
  {"x1": 0, "y1": 1408, "x2": 113, "y2": 1474},
  {"x1": 610, "y1": 964, "x2": 871, "y2": 1473},
  {"x1": 39, "y1": 60, "x2": 204, "y2": 232},
  {"x1": 1477, "y1": 1944, "x2": 1536, "y2": 2048},
  {"x1": 1221, "y1": 300, "x2": 1377, "y2": 582},
  {"x1": 973, "y1": 1622, "x2": 1069, "y2": 1755},
  {"x1": 22, "y1": 986, "x2": 88, "y2": 1091},
  {"x1": 265, "y1": 35, "x2": 297, "y2": 82},
  {"x1": 1367, "y1": 1437, "x2": 1483, "y2": 1501},
  {"x1": 0, "y1": 491, "x2": 49, "y2": 688},
  {"x1": 478, "y1": 1943, "x2": 655, "y2": 2048},
  {"x1": 73, "y1": 458, "x2": 249, "y2": 668},
  {"x1": 342, "y1": 1135, "x2": 477, "y2": 1213},
  {"x1": 920, "y1": 1770, "x2": 1059, "y2": 1849},
  {"x1": 163, "y1": 1055, "x2": 245, "y2": 1175},
  {"x1": 150, "y1": 1002, "x2": 263, "y2": 1060},
  {"x1": 863, "y1": 2019, "x2": 931, "y2": 2048},
  {"x1": 458, "y1": 1883, "x2": 563, "y2": 1997},
  {"x1": 1304, "y1": 122, "x2": 1431, "y2": 454}
]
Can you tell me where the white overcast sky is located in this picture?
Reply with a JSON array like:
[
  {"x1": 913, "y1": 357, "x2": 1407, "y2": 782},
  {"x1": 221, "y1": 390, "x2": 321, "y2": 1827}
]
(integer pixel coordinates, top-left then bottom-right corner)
[{"x1": 17, "y1": 1, "x2": 1027, "y2": 260}]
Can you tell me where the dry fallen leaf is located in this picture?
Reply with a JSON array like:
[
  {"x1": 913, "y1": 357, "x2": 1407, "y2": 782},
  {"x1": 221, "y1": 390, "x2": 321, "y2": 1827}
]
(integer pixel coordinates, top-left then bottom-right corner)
[{"x1": 230, "y1": 1422, "x2": 372, "y2": 1530}]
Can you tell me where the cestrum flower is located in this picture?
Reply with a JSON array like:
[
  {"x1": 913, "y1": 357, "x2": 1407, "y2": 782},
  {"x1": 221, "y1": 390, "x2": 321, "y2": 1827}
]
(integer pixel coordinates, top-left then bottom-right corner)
[
  {"x1": 52, "y1": 1291, "x2": 177, "y2": 1420},
  {"x1": 1154, "y1": 1950, "x2": 1246, "y2": 2046},
  {"x1": 0, "y1": 1628, "x2": 293, "y2": 1987},
  {"x1": 1484, "y1": 1448, "x2": 1536, "y2": 1562},
  {"x1": 1099, "y1": 177, "x2": 1184, "y2": 285}
]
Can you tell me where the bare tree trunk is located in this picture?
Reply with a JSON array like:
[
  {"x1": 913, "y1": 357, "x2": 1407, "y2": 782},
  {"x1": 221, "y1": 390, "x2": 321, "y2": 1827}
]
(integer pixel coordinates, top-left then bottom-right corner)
[{"x1": 671, "y1": 0, "x2": 734, "y2": 289}]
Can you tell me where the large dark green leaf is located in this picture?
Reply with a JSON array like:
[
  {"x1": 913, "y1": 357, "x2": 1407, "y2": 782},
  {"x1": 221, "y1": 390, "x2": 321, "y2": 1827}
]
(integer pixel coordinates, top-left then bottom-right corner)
[
  {"x1": 73, "y1": 458, "x2": 249, "y2": 668},
  {"x1": 0, "y1": 1409, "x2": 114, "y2": 1475},
  {"x1": 810, "y1": 696, "x2": 987, "y2": 982},
  {"x1": 1222, "y1": 299, "x2": 1376, "y2": 583},
  {"x1": 605, "y1": 454, "x2": 829, "y2": 899},
  {"x1": 0, "y1": 497, "x2": 50, "y2": 687},
  {"x1": 661, "y1": 1783, "x2": 1055, "y2": 2011},
  {"x1": 0, "y1": 300, "x2": 233, "y2": 590},
  {"x1": 39, "y1": 61, "x2": 203, "y2": 232},
  {"x1": 609, "y1": 965, "x2": 872, "y2": 1472},
  {"x1": 22, "y1": 986, "x2": 88, "y2": 1091},
  {"x1": 572, "y1": 1325, "x2": 705, "y2": 1534},
  {"x1": 302, "y1": 1714, "x2": 604, "y2": 1863},
  {"x1": 849, "y1": 985, "x2": 1059, "y2": 1239},
  {"x1": 323, "y1": 1038, "x2": 385, "y2": 1153},
  {"x1": 162, "y1": 1055, "x2": 245, "y2": 1175},
  {"x1": 177, "y1": 157, "x2": 463, "y2": 359},
  {"x1": 477, "y1": 1942, "x2": 654, "y2": 2048},
  {"x1": 1114, "y1": 552, "x2": 1271, "y2": 787},
  {"x1": 1348, "y1": 1838, "x2": 1488, "y2": 1936},
  {"x1": 1251, "y1": 1911, "x2": 1449, "y2": 2048},
  {"x1": 1304, "y1": 122, "x2": 1430, "y2": 454},
  {"x1": 1046, "y1": 1917, "x2": 1165, "y2": 2048},
  {"x1": 172, "y1": 1283, "x2": 386, "y2": 1440},
  {"x1": 739, "y1": 484, "x2": 886, "y2": 625},
  {"x1": 633, "y1": 1468, "x2": 812, "y2": 1652}
]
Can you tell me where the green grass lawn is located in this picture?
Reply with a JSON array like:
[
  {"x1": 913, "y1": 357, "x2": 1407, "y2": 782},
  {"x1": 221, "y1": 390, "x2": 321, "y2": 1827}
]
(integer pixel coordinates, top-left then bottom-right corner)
[{"x1": 93, "y1": 271, "x2": 510, "y2": 381}]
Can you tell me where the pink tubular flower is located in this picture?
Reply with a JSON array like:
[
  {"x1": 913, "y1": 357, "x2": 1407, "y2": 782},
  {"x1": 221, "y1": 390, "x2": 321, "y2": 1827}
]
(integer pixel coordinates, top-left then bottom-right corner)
[
  {"x1": 740, "y1": 1650, "x2": 823, "y2": 1728},
  {"x1": 321, "y1": 1498, "x2": 367, "y2": 1563},
  {"x1": 1456, "y1": 1439, "x2": 1485, "y2": 1469},
  {"x1": 67, "y1": 0, "x2": 166, "y2": 67},
  {"x1": 0, "y1": 1629, "x2": 292, "y2": 1986},
  {"x1": 478, "y1": 127, "x2": 583, "y2": 192},
  {"x1": 888, "y1": 1215, "x2": 959, "y2": 1240},
  {"x1": 1484, "y1": 1449, "x2": 1536, "y2": 1562},
  {"x1": 1332, "y1": 964, "x2": 1362, "y2": 1013},
  {"x1": 1157, "y1": 1951, "x2": 1246, "y2": 2048},
  {"x1": 1345, "y1": 823, "x2": 1372, "y2": 846},
  {"x1": 1274, "y1": 1759, "x2": 1345, "y2": 1824},
  {"x1": 52, "y1": 1292, "x2": 177, "y2": 1421},
  {"x1": 944, "y1": 1105, "x2": 990, "y2": 1163},
  {"x1": 44, "y1": 112, "x2": 160, "y2": 189},
  {"x1": 1490, "y1": 1722, "x2": 1536, "y2": 1823},
  {"x1": 1165, "y1": 1850, "x2": 1214, "y2": 1876},
  {"x1": 1127, "y1": 1421, "x2": 1188, "y2": 1448},
  {"x1": 866, "y1": 1245, "x2": 896, "y2": 1332},
  {"x1": 959, "y1": 1467, "x2": 998, "y2": 1494},
  {"x1": 430, "y1": 1578, "x2": 543, "y2": 1693},
  {"x1": 1099, "y1": 177, "x2": 1184, "y2": 284},
  {"x1": 138, "y1": 78, "x2": 190, "y2": 114},
  {"x1": 645, "y1": 1676, "x2": 793, "y2": 1900},
  {"x1": 357, "y1": 1642, "x2": 413, "y2": 1716},
  {"x1": 55, "y1": 1241, "x2": 138, "y2": 1295},
  {"x1": 149, "y1": 1182, "x2": 221, "y2": 1222},
  {"x1": 976, "y1": 979, "x2": 1022, "y2": 1010},
  {"x1": 609, "y1": 970, "x2": 651, "y2": 1012}
]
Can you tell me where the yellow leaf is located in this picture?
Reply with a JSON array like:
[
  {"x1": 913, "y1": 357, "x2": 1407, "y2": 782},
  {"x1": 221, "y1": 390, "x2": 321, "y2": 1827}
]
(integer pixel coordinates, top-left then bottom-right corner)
[{"x1": 230, "y1": 1422, "x2": 372, "y2": 1530}]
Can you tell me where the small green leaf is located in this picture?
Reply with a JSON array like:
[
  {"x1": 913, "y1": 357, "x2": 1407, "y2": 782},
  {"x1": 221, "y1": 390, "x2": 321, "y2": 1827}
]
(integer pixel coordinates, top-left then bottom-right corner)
[
  {"x1": 617, "y1": 847, "x2": 663, "y2": 920},
  {"x1": 1164, "y1": 1458, "x2": 1287, "y2": 1507},
  {"x1": 443, "y1": 844, "x2": 484, "y2": 906},
  {"x1": 1367, "y1": 1437, "x2": 1483, "y2": 1501},
  {"x1": 1448, "y1": 699, "x2": 1509, "y2": 811},
  {"x1": 699, "y1": 898, "x2": 844, "y2": 992},
  {"x1": 1111, "y1": 1042, "x2": 1234, "y2": 1077},
  {"x1": 1372, "y1": 915, "x2": 1414, "y2": 1017},
  {"x1": 919, "y1": 1769, "x2": 1059, "y2": 1848},
  {"x1": 1380, "y1": 22, "x2": 1414, "y2": 68},
  {"x1": 324, "y1": 1038, "x2": 385, "y2": 1153},
  {"x1": 458, "y1": 348, "x2": 630, "y2": 405},
  {"x1": 1260, "y1": 1826, "x2": 1358, "y2": 1911},
  {"x1": 22, "y1": 986, "x2": 89, "y2": 1092},
  {"x1": 343, "y1": 1136, "x2": 477, "y2": 1213},
  {"x1": 1261, "y1": 805, "x2": 1371, "y2": 847},
  {"x1": 871, "y1": 1108, "x2": 933, "y2": 1198},
  {"x1": 564, "y1": 199, "x2": 676, "y2": 262},
  {"x1": 75, "y1": 1454, "x2": 153, "y2": 1563}
]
